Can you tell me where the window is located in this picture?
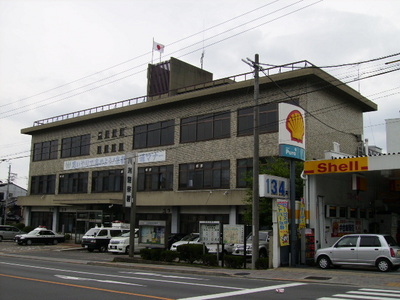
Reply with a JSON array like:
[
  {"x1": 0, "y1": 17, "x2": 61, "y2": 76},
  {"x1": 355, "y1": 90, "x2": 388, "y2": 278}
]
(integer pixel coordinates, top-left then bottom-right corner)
[
  {"x1": 112, "y1": 129, "x2": 118, "y2": 138},
  {"x1": 118, "y1": 143, "x2": 124, "y2": 151},
  {"x1": 31, "y1": 175, "x2": 56, "y2": 194},
  {"x1": 336, "y1": 236, "x2": 358, "y2": 248},
  {"x1": 98, "y1": 132, "x2": 103, "y2": 140},
  {"x1": 360, "y1": 236, "x2": 381, "y2": 247},
  {"x1": 111, "y1": 144, "x2": 117, "y2": 152},
  {"x1": 180, "y1": 111, "x2": 230, "y2": 143},
  {"x1": 105, "y1": 130, "x2": 110, "y2": 139},
  {"x1": 133, "y1": 120, "x2": 174, "y2": 149},
  {"x1": 97, "y1": 146, "x2": 102, "y2": 154},
  {"x1": 237, "y1": 158, "x2": 253, "y2": 188},
  {"x1": 238, "y1": 103, "x2": 278, "y2": 136},
  {"x1": 33, "y1": 140, "x2": 58, "y2": 161},
  {"x1": 119, "y1": 127, "x2": 125, "y2": 137},
  {"x1": 61, "y1": 134, "x2": 90, "y2": 158},
  {"x1": 104, "y1": 145, "x2": 109, "y2": 153},
  {"x1": 59, "y1": 172, "x2": 88, "y2": 194},
  {"x1": 179, "y1": 160, "x2": 230, "y2": 190},
  {"x1": 236, "y1": 157, "x2": 273, "y2": 188},
  {"x1": 92, "y1": 169, "x2": 124, "y2": 193},
  {"x1": 137, "y1": 165, "x2": 173, "y2": 191}
]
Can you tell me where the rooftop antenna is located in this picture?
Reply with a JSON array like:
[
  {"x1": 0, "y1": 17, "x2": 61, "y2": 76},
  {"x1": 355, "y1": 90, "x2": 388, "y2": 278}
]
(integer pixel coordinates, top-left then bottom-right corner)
[{"x1": 200, "y1": 20, "x2": 205, "y2": 69}]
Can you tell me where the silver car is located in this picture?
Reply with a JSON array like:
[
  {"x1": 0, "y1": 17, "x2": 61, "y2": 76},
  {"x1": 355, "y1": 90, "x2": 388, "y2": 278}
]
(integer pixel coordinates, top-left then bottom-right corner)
[
  {"x1": 315, "y1": 234, "x2": 400, "y2": 272},
  {"x1": 0, "y1": 225, "x2": 23, "y2": 241}
]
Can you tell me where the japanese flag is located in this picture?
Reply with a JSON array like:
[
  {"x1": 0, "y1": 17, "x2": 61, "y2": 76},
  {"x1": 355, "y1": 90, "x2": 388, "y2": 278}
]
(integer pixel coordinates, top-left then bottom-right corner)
[{"x1": 153, "y1": 41, "x2": 165, "y2": 53}]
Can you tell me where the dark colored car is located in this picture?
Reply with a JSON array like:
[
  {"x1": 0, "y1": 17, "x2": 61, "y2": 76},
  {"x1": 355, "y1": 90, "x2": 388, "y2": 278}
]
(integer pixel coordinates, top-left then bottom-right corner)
[{"x1": 14, "y1": 228, "x2": 65, "y2": 245}]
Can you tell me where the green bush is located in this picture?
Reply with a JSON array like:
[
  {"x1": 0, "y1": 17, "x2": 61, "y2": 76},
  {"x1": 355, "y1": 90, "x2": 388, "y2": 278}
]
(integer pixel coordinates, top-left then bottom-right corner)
[
  {"x1": 23, "y1": 225, "x2": 35, "y2": 233},
  {"x1": 177, "y1": 244, "x2": 208, "y2": 264},
  {"x1": 255, "y1": 257, "x2": 269, "y2": 269},
  {"x1": 150, "y1": 248, "x2": 163, "y2": 261},
  {"x1": 140, "y1": 248, "x2": 152, "y2": 260},
  {"x1": 15, "y1": 223, "x2": 25, "y2": 230},
  {"x1": 64, "y1": 233, "x2": 71, "y2": 240},
  {"x1": 202, "y1": 254, "x2": 218, "y2": 267},
  {"x1": 161, "y1": 250, "x2": 179, "y2": 262},
  {"x1": 224, "y1": 255, "x2": 244, "y2": 269}
]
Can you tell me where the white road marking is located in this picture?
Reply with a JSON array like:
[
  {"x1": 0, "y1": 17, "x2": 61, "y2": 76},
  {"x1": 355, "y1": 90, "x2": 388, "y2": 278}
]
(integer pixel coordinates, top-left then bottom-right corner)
[
  {"x1": 0, "y1": 261, "x2": 242, "y2": 290},
  {"x1": 317, "y1": 288, "x2": 400, "y2": 300},
  {"x1": 178, "y1": 282, "x2": 307, "y2": 300},
  {"x1": 120, "y1": 272, "x2": 207, "y2": 281},
  {"x1": 55, "y1": 274, "x2": 144, "y2": 286}
]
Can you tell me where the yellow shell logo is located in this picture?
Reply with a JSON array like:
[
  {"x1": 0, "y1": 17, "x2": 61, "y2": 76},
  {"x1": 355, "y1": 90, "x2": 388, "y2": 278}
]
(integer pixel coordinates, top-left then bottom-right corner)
[{"x1": 286, "y1": 110, "x2": 304, "y2": 143}]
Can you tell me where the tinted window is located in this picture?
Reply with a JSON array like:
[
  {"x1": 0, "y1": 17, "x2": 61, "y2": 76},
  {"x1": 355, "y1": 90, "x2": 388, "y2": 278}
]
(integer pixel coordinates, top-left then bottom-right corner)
[
  {"x1": 384, "y1": 235, "x2": 398, "y2": 246},
  {"x1": 360, "y1": 236, "x2": 381, "y2": 247}
]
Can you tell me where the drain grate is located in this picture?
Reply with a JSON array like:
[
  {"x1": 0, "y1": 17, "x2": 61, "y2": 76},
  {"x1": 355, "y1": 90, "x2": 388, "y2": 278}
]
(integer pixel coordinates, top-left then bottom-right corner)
[
  {"x1": 305, "y1": 276, "x2": 331, "y2": 280},
  {"x1": 234, "y1": 272, "x2": 250, "y2": 276}
]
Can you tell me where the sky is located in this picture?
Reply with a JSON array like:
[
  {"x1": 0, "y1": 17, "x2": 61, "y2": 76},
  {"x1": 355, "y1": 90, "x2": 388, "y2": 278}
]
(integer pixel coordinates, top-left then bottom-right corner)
[{"x1": 0, "y1": 0, "x2": 399, "y2": 189}]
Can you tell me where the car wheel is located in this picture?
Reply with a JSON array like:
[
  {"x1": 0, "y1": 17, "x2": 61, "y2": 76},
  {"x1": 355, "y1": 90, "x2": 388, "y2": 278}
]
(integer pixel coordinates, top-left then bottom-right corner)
[
  {"x1": 26, "y1": 239, "x2": 32, "y2": 246},
  {"x1": 377, "y1": 258, "x2": 391, "y2": 272},
  {"x1": 99, "y1": 245, "x2": 107, "y2": 253},
  {"x1": 53, "y1": 239, "x2": 58, "y2": 245},
  {"x1": 125, "y1": 246, "x2": 130, "y2": 254},
  {"x1": 87, "y1": 248, "x2": 94, "y2": 252},
  {"x1": 317, "y1": 255, "x2": 331, "y2": 269},
  {"x1": 259, "y1": 249, "x2": 268, "y2": 258}
]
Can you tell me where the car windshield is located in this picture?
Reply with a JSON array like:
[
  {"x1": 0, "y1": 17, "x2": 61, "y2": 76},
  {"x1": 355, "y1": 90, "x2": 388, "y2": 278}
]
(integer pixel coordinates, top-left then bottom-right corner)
[
  {"x1": 181, "y1": 234, "x2": 199, "y2": 241},
  {"x1": 246, "y1": 232, "x2": 269, "y2": 242},
  {"x1": 85, "y1": 228, "x2": 100, "y2": 236},
  {"x1": 120, "y1": 232, "x2": 130, "y2": 237},
  {"x1": 27, "y1": 229, "x2": 42, "y2": 235},
  {"x1": 384, "y1": 235, "x2": 398, "y2": 246}
]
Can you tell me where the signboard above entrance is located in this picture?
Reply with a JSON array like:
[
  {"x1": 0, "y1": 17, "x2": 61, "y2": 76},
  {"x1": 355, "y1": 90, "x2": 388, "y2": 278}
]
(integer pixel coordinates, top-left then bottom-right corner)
[{"x1": 304, "y1": 157, "x2": 368, "y2": 175}]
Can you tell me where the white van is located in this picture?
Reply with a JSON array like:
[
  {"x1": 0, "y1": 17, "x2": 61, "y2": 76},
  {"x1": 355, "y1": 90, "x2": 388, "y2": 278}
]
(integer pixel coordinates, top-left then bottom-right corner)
[
  {"x1": 108, "y1": 228, "x2": 144, "y2": 254},
  {"x1": 81, "y1": 223, "x2": 129, "y2": 252}
]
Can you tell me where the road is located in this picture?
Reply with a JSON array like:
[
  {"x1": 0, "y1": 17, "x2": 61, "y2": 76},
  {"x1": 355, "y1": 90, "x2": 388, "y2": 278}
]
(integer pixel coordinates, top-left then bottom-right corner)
[{"x1": 1, "y1": 241, "x2": 400, "y2": 299}]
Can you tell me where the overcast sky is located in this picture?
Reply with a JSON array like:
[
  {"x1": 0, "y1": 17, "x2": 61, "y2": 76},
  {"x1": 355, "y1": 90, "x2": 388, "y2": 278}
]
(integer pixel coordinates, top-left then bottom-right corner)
[{"x1": 1, "y1": 0, "x2": 399, "y2": 189}]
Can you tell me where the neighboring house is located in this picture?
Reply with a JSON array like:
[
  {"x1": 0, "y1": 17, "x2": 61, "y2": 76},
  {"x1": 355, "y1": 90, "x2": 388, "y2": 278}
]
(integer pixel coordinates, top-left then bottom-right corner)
[
  {"x1": 0, "y1": 182, "x2": 27, "y2": 223},
  {"x1": 18, "y1": 57, "x2": 376, "y2": 237}
]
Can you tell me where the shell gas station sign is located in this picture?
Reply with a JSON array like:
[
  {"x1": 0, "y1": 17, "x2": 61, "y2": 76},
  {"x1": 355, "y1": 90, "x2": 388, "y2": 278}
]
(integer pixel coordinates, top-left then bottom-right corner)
[
  {"x1": 304, "y1": 157, "x2": 368, "y2": 175},
  {"x1": 279, "y1": 103, "x2": 305, "y2": 161}
]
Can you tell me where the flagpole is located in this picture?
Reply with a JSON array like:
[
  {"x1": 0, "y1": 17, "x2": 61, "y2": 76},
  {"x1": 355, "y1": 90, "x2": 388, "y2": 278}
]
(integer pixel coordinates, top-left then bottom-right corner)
[{"x1": 151, "y1": 38, "x2": 154, "y2": 64}]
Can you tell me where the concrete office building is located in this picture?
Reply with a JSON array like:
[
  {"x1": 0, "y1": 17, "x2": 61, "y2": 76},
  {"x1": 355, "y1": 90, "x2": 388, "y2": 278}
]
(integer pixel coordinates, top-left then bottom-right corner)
[{"x1": 18, "y1": 57, "x2": 377, "y2": 238}]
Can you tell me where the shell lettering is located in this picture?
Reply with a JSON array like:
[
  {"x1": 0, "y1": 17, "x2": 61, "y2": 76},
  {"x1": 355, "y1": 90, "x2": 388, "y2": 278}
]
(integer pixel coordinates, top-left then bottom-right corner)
[{"x1": 286, "y1": 110, "x2": 304, "y2": 143}]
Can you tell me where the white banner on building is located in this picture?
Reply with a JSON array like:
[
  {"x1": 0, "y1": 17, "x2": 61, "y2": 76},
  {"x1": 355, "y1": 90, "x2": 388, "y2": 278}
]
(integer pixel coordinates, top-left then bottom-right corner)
[
  {"x1": 138, "y1": 150, "x2": 166, "y2": 163},
  {"x1": 64, "y1": 155, "x2": 125, "y2": 170}
]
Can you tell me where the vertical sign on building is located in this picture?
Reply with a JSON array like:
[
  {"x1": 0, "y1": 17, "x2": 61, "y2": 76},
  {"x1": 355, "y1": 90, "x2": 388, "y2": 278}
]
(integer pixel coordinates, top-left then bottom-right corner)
[
  {"x1": 278, "y1": 103, "x2": 306, "y2": 161},
  {"x1": 124, "y1": 153, "x2": 135, "y2": 207}
]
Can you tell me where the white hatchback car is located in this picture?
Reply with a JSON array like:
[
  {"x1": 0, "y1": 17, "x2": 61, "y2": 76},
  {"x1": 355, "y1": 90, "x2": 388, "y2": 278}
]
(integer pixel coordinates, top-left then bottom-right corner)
[
  {"x1": 170, "y1": 233, "x2": 200, "y2": 251},
  {"x1": 315, "y1": 234, "x2": 400, "y2": 272}
]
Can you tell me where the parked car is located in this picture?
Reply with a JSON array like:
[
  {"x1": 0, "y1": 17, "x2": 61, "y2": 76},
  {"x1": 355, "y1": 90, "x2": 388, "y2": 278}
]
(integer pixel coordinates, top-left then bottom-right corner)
[
  {"x1": 82, "y1": 225, "x2": 129, "y2": 252},
  {"x1": 168, "y1": 233, "x2": 187, "y2": 249},
  {"x1": 206, "y1": 243, "x2": 234, "y2": 255},
  {"x1": 315, "y1": 234, "x2": 400, "y2": 272},
  {"x1": 0, "y1": 225, "x2": 23, "y2": 241},
  {"x1": 232, "y1": 230, "x2": 270, "y2": 258},
  {"x1": 14, "y1": 227, "x2": 65, "y2": 245},
  {"x1": 108, "y1": 229, "x2": 144, "y2": 254},
  {"x1": 170, "y1": 233, "x2": 201, "y2": 251}
]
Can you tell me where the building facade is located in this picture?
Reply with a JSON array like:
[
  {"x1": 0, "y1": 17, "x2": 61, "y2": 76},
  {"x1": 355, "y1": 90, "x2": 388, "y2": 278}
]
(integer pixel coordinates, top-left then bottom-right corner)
[{"x1": 18, "y1": 58, "x2": 377, "y2": 238}]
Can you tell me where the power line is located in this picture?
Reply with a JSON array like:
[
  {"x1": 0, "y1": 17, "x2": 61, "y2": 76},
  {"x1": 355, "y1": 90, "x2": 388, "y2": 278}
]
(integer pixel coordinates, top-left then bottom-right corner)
[{"x1": 1, "y1": 0, "x2": 323, "y2": 118}]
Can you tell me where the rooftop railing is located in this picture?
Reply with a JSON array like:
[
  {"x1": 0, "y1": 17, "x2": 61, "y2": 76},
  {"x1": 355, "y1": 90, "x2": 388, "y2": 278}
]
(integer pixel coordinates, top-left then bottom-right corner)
[{"x1": 33, "y1": 60, "x2": 313, "y2": 127}]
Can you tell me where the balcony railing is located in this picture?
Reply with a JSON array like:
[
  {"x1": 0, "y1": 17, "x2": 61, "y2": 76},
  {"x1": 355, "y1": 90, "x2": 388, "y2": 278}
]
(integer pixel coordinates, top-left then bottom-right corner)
[{"x1": 33, "y1": 60, "x2": 313, "y2": 127}]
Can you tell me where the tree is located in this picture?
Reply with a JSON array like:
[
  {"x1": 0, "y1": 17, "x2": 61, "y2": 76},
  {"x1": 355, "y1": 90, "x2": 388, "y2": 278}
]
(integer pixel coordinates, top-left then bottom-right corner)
[{"x1": 242, "y1": 157, "x2": 304, "y2": 229}]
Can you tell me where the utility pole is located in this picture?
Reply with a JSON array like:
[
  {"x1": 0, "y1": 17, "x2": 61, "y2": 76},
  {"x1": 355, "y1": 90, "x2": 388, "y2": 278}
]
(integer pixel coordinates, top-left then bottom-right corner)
[
  {"x1": 252, "y1": 54, "x2": 260, "y2": 269},
  {"x1": 3, "y1": 164, "x2": 11, "y2": 225},
  {"x1": 128, "y1": 153, "x2": 138, "y2": 258}
]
